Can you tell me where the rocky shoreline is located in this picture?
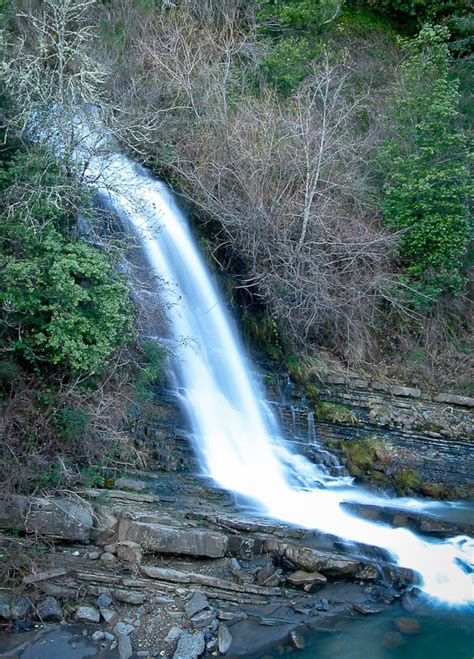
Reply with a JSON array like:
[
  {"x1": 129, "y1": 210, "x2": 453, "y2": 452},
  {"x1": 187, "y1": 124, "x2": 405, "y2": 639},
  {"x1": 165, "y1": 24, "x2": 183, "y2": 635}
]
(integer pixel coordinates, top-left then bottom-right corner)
[{"x1": 1, "y1": 473, "x2": 472, "y2": 658}]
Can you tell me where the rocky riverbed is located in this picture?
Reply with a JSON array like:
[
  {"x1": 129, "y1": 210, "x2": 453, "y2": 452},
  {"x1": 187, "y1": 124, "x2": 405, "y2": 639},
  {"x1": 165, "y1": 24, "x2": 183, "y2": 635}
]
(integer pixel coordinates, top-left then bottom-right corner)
[{"x1": 1, "y1": 473, "x2": 472, "y2": 658}]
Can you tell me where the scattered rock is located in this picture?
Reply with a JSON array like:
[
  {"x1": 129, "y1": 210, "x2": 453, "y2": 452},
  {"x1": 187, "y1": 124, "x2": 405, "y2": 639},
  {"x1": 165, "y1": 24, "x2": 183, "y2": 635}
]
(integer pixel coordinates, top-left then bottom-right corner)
[
  {"x1": 185, "y1": 592, "x2": 209, "y2": 618},
  {"x1": 75, "y1": 606, "x2": 100, "y2": 623},
  {"x1": 97, "y1": 594, "x2": 113, "y2": 609},
  {"x1": 218, "y1": 623, "x2": 232, "y2": 654},
  {"x1": 101, "y1": 608, "x2": 118, "y2": 625},
  {"x1": 92, "y1": 631, "x2": 105, "y2": 641},
  {"x1": 36, "y1": 596, "x2": 62, "y2": 621},
  {"x1": 114, "y1": 622, "x2": 135, "y2": 636},
  {"x1": 288, "y1": 630, "x2": 305, "y2": 650},
  {"x1": 117, "y1": 541, "x2": 142, "y2": 565},
  {"x1": 117, "y1": 631, "x2": 133, "y2": 659},
  {"x1": 165, "y1": 627, "x2": 183, "y2": 644},
  {"x1": 137, "y1": 652, "x2": 150, "y2": 657},
  {"x1": 104, "y1": 632, "x2": 115, "y2": 641},
  {"x1": 0, "y1": 594, "x2": 12, "y2": 619},
  {"x1": 100, "y1": 552, "x2": 115, "y2": 563},
  {"x1": 256, "y1": 564, "x2": 279, "y2": 587},
  {"x1": 286, "y1": 570, "x2": 327, "y2": 591},
  {"x1": 394, "y1": 617, "x2": 421, "y2": 635},
  {"x1": 190, "y1": 609, "x2": 216, "y2": 630},
  {"x1": 104, "y1": 543, "x2": 117, "y2": 554},
  {"x1": 173, "y1": 631, "x2": 205, "y2": 659}
]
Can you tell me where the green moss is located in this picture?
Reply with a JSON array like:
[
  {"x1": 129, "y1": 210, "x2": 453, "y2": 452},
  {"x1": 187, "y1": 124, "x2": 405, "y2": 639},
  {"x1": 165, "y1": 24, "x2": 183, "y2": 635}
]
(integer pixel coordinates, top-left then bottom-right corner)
[
  {"x1": 316, "y1": 402, "x2": 358, "y2": 424},
  {"x1": 394, "y1": 468, "x2": 421, "y2": 493}
]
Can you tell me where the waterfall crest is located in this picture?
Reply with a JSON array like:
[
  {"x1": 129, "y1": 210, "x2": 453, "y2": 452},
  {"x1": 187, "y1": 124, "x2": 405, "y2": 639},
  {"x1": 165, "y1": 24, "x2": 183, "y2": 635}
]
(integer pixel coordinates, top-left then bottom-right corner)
[{"x1": 37, "y1": 107, "x2": 473, "y2": 606}]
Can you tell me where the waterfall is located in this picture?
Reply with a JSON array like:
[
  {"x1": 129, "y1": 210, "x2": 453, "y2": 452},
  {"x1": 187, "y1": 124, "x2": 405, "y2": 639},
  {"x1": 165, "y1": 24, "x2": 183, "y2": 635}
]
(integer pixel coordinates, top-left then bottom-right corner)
[{"x1": 38, "y1": 107, "x2": 473, "y2": 607}]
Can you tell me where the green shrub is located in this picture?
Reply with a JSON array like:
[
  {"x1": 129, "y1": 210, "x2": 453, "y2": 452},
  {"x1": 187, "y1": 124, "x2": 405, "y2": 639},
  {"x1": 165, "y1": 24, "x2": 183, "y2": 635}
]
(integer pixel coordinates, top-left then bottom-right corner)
[
  {"x1": 260, "y1": 36, "x2": 316, "y2": 94},
  {"x1": 0, "y1": 146, "x2": 134, "y2": 373},
  {"x1": 379, "y1": 25, "x2": 471, "y2": 306}
]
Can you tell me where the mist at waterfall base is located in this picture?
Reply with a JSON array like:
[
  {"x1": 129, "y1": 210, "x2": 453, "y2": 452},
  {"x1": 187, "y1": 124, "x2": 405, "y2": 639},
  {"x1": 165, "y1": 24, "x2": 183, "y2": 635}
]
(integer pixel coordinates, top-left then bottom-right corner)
[{"x1": 37, "y1": 108, "x2": 473, "y2": 608}]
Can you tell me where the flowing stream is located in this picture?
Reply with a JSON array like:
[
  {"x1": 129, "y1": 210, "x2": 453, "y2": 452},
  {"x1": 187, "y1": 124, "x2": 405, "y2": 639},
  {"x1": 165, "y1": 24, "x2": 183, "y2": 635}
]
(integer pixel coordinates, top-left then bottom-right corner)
[{"x1": 38, "y1": 108, "x2": 473, "y2": 608}]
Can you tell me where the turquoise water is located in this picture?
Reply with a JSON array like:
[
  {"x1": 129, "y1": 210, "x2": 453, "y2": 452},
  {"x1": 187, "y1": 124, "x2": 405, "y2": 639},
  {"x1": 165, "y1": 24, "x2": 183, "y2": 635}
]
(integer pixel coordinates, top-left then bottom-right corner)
[{"x1": 262, "y1": 604, "x2": 474, "y2": 658}]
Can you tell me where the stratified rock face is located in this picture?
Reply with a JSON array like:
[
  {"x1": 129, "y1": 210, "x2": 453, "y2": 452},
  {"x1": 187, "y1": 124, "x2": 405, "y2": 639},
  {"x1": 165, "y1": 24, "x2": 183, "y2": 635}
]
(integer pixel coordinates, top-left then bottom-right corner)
[
  {"x1": 122, "y1": 520, "x2": 228, "y2": 558},
  {"x1": 0, "y1": 495, "x2": 93, "y2": 542},
  {"x1": 286, "y1": 570, "x2": 327, "y2": 590}
]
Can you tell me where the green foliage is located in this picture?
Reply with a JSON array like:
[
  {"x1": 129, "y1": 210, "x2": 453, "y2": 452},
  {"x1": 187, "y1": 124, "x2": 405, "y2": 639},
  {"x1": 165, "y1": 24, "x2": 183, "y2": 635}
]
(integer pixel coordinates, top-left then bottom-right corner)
[
  {"x1": 0, "y1": 146, "x2": 134, "y2": 373},
  {"x1": 259, "y1": 36, "x2": 317, "y2": 94},
  {"x1": 355, "y1": 0, "x2": 470, "y2": 25},
  {"x1": 133, "y1": 341, "x2": 166, "y2": 403},
  {"x1": 256, "y1": 0, "x2": 342, "y2": 32},
  {"x1": 379, "y1": 25, "x2": 471, "y2": 306}
]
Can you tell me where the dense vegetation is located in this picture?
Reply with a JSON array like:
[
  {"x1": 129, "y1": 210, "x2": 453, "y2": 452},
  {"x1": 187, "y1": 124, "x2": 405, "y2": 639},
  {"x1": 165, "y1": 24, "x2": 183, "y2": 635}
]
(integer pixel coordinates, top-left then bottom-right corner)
[{"x1": 0, "y1": 0, "x2": 472, "y2": 492}]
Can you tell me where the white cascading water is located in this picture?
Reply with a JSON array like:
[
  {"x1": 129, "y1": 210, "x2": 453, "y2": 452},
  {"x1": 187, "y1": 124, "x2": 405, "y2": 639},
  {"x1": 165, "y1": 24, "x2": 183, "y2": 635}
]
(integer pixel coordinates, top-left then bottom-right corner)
[{"x1": 38, "y1": 108, "x2": 473, "y2": 607}]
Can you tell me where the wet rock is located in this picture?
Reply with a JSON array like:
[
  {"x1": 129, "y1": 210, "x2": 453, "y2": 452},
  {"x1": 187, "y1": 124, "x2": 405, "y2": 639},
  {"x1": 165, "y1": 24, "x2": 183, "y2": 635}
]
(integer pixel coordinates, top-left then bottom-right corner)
[
  {"x1": 173, "y1": 631, "x2": 205, "y2": 659},
  {"x1": 92, "y1": 631, "x2": 105, "y2": 641},
  {"x1": 190, "y1": 609, "x2": 216, "y2": 630},
  {"x1": 117, "y1": 540, "x2": 142, "y2": 565},
  {"x1": 395, "y1": 617, "x2": 421, "y2": 634},
  {"x1": 354, "y1": 564, "x2": 379, "y2": 581},
  {"x1": 185, "y1": 592, "x2": 209, "y2": 618},
  {"x1": 383, "y1": 631, "x2": 406, "y2": 648},
  {"x1": 256, "y1": 564, "x2": 279, "y2": 587},
  {"x1": 267, "y1": 541, "x2": 359, "y2": 577},
  {"x1": 288, "y1": 630, "x2": 305, "y2": 650},
  {"x1": 400, "y1": 591, "x2": 417, "y2": 612},
  {"x1": 286, "y1": 570, "x2": 327, "y2": 591},
  {"x1": 218, "y1": 623, "x2": 233, "y2": 654},
  {"x1": 122, "y1": 519, "x2": 228, "y2": 558},
  {"x1": 36, "y1": 596, "x2": 63, "y2": 621},
  {"x1": 97, "y1": 594, "x2": 113, "y2": 608},
  {"x1": 352, "y1": 603, "x2": 385, "y2": 615},
  {"x1": 75, "y1": 606, "x2": 100, "y2": 623}
]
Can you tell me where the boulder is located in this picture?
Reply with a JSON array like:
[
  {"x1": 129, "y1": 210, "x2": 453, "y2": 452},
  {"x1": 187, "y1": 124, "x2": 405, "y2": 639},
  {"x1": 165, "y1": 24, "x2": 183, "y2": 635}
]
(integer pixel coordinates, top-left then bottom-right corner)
[
  {"x1": 0, "y1": 594, "x2": 31, "y2": 620},
  {"x1": 0, "y1": 495, "x2": 92, "y2": 542},
  {"x1": 286, "y1": 570, "x2": 327, "y2": 591},
  {"x1": 75, "y1": 606, "x2": 100, "y2": 623},
  {"x1": 122, "y1": 520, "x2": 228, "y2": 558},
  {"x1": 218, "y1": 623, "x2": 233, "y2": 654},
  {"x1": 190, "y1": 609, "x2": 216, "y2": 630},
  {"x1": 266, "y1": 541, "x2": 359, "y2": 577},
  {"x1": 117, "y1": 541, "x2": 142, "y2": 565},
  {"x1": 100, "y1": 608, "x2": 119, "y2": 625},
  {"x1": 173, "y1": 631, "x2": 205, "y2": 659},
  {"x1": 36, "y1": 596, "x2": 63, "y2": 621}
]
